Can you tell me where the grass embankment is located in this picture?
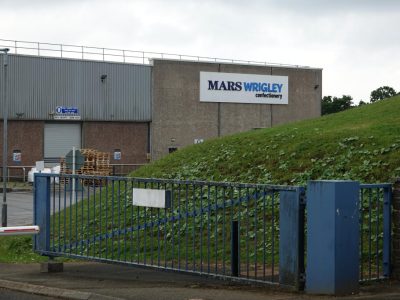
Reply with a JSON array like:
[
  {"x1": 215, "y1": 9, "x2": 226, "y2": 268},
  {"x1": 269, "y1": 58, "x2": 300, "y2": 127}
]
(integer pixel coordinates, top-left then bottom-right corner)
[
  {"x1": 0, "y1": 236, "x2": 47, "y2": 263},
  {"x1": 2, "y1": 96, "x2": 399, "y2": 265},
  {"x1": 47, "y1": 97, "x2": 400, "y2": 269},
  {"x1": 133, "y1": 95, "x2": 400, "y2": 184}
]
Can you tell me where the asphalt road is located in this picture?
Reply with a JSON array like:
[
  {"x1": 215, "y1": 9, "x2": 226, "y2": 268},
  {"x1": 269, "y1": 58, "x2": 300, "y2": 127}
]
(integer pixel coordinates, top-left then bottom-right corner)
[
  {"x1": 0, "y1": 288, "x2": 58, "y2": 300},
  {"x1": 1, "y1": 192, "x2": 34, "y2": 227},
  {"x1": 1, "y1": 190, "x2": 74, "y2": 227},
  {"x1": 2, "y1": 262, "x2": 400, "y2": 300}
]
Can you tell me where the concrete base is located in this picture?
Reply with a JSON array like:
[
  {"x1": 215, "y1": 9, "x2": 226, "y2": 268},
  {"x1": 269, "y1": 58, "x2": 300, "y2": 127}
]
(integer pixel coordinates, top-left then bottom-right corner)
[{"x1": 40, "y1": 261, "x2": 63, "y2": 273}]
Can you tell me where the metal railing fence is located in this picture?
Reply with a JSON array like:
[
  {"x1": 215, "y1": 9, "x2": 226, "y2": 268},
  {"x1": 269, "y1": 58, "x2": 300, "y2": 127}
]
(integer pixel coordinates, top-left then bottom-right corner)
[
  {"x1": 33, "y1": 174, "x2": 393, "y2": 287},
  {"x1": 34, "y1": 174, "x2": 304, "y2": 287},
  {"x1": 0, "y1": 166, "x2": 33, "y2": 182},
  {"x1": 359, "y1": 184, "x2": 392, "y2": 281},
  {"x1": 0, "y1": 38, "x2": 312, "y2": 68},
  {"x1": 0, "y1": 164, "x2": 146, "y2": 183}
]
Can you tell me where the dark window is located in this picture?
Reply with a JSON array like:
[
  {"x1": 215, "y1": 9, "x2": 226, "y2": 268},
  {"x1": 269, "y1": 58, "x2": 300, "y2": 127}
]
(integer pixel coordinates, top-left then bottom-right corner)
[{"x1": 168, "y1": 147, "x2": 178, "y2": 154}]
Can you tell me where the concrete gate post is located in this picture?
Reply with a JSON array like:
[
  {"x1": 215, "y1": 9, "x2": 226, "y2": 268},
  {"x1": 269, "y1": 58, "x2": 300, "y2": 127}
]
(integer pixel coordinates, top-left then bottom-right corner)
[{"x1": 306, "y1": 180, "x2": 360, "y2": 295}]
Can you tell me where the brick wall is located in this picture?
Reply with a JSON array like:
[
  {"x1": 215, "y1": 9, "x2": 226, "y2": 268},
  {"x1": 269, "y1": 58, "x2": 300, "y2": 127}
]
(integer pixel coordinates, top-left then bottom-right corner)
[
  {"x1": 0, "y1": 120, "x2": 44, "y2": 166},
  {"x1": 82, "y1": 122, "x2": 149, "y2": 165}
]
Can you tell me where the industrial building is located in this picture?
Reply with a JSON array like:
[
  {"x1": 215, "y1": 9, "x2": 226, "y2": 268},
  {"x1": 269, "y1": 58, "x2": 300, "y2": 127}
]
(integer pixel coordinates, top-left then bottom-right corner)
[{"x1": 0, "y1": 40, "x2": 322, "y2": 171}]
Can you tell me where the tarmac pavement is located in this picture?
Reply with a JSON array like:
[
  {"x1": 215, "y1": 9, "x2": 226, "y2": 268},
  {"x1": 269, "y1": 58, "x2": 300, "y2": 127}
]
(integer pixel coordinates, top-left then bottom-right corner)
[
  {"x1": 1, "y1": 262, "x2": 400, "y2": 300},
  {"x1": 2, "y1": 191, "x2": 34, "y2": 226},
  {"x1": 0, "y1": 288, "x2": 58, "y2": 300},
  {"x1": 1, "y1": 190, "x2": 73, "y2": 227}
]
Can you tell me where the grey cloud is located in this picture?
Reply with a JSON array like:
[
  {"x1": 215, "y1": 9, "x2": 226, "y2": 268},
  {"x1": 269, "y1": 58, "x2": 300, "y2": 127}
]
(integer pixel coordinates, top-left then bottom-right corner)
[{"x1": 0, "y1": 0, "x2": 91, "y2": 6}]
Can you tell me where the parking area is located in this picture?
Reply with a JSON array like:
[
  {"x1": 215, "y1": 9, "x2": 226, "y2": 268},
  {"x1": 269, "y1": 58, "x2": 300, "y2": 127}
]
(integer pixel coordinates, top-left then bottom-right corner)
[
  {"x1": 1, "y1": 189, "x2": 75, "y2": 227},
  {"x1": 1, "y1": 191, "x2": 34, "y2": 226}
]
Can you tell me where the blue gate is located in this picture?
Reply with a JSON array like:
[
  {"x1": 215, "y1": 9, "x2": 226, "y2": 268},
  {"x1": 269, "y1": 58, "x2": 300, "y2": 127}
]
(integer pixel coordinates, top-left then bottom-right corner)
[
  {"x1": 33, "y1": 174, "x2": 392, "y2": 290},
  {"x1": 34, "y1": 174, "x2": 305, "y2": 289}
]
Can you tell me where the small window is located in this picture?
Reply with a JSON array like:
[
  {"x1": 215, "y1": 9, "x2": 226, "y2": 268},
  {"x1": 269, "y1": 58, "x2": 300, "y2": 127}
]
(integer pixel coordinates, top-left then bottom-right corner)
[{"x1": 168, "y1": 147, "x2": 178, "y2": 154}]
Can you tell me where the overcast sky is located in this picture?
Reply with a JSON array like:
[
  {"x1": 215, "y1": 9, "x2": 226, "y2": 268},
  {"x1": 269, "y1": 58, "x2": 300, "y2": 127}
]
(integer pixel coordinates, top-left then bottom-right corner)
[{"x1": 1, "y1": 0, "x2": 399, "y2": 103}]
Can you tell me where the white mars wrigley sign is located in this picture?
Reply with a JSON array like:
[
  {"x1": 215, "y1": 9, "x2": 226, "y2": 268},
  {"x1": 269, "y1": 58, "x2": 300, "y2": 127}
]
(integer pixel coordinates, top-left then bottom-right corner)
[{"x1": 200, "y1": 72, "x2": 288, "y2": 105}]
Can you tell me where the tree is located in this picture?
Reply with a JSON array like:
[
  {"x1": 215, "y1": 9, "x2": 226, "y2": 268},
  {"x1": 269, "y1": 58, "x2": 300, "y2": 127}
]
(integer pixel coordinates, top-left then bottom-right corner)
[
  {"x1": 358, "y1": 100, "x2": 368, "y2": 106},
  {"x1": 321, "y1": 95, "x2": 353, "y2": 115},
  {"x1": 370, "y1": 86, "x2": 397, "y2": 103}
]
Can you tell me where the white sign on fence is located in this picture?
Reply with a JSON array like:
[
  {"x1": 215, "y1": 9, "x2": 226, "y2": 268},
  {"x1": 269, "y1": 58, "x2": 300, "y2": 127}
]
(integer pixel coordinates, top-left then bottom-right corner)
[
  {"x1": 200, "y1": 71, "x2": 289, "y2": 104},
  {"x1": 132, "y1": 188, "x2": 171, "y2": 208}
]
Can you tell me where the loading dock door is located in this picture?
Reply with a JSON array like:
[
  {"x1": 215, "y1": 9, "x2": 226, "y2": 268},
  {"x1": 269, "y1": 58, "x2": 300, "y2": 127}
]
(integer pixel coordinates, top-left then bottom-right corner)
[{"x1": 44, "y1": 123, "x2": 81, "y2": 163}]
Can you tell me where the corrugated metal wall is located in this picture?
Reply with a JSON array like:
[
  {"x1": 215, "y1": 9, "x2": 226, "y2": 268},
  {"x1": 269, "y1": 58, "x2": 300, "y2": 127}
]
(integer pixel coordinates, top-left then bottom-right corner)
[{"x1": 0, "y1": 54, "x2": 151, "y2": 121}]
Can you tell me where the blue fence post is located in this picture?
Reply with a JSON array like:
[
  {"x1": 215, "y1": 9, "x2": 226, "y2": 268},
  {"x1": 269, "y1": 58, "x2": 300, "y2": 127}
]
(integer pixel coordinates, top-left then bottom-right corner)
[
  {"x1": 383, "y1": 185, "x2": 392, "y2": 277},
  {"x1": 279, "y1": 187, "x2": 304, "y2": 290},
  {"x1": 306, "y1": 180, "x2": 360, "y2": 295},
  {"x1": 34, "y1": 174, "x2": 51, "y2": 254}
]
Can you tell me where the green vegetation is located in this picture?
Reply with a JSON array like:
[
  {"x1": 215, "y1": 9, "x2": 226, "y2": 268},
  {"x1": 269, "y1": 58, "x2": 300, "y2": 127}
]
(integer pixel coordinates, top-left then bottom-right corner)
[
  {"x1": 0, "y1": 236, "x2": 47, "y2": 263},
  {"x1": 133, "y1": 95, "x2": 400, "y2": 184},
  {"x1": 0, "y1": 235, "x2": 75, "y2": 263},
  {"x1": 321, "y1": 94, "x2": 353, "y2": 115},
  {"x1": 322, "y1": 85, "x2": 398, "y2": 114},
  {"x1": 370, "y1": 86, "x2": 397, "y2": 103}
]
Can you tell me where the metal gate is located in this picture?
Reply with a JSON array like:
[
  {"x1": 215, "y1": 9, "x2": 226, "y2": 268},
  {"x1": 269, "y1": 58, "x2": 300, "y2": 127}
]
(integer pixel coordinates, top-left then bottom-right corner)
[
  {"x1": 34, "y1": 174, "x2": 305, "y2": 289},
  {"x1": 33, "y1": 174, "x2": 392, "y2": 290}
]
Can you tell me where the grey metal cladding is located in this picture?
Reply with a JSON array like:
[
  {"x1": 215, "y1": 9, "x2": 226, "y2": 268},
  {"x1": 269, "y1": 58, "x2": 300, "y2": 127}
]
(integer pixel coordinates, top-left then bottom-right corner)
[{"x1": 0, "y1": 54, "x2": 151, "y2": 121}]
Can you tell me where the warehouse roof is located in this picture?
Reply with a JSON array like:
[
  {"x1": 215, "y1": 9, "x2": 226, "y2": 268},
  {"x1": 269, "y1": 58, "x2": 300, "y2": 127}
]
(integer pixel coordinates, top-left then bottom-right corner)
[{"x1": 0, "y1": 38, "x2": 321, "y2": 70}]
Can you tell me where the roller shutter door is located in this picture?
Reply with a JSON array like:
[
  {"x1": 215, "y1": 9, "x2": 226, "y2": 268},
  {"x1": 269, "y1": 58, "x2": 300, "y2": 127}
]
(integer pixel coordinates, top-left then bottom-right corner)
[{"x1": 44, "y1": 123, "x2": 81, "y2": 162}]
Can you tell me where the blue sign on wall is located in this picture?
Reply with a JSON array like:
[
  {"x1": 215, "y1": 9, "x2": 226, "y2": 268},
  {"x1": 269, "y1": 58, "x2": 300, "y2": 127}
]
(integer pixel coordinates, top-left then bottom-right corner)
[
  {"x1": 54, "y1": 106, "x2": 81, "y2": 120},
  {"x1": 13, "y1": 150, "x2": 21, "y2": 163},
  {"x1": 114, "y1": 149, "x2": 121, "y2": 160},
  {"x1": 56, "y1": 106, "x2": 79, "y2": 114}
]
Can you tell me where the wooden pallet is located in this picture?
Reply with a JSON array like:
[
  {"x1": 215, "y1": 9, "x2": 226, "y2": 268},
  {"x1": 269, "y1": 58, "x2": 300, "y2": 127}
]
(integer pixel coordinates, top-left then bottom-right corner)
[{"x1": 60, "y1": 148, "x2": 112, "y2": 186}]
